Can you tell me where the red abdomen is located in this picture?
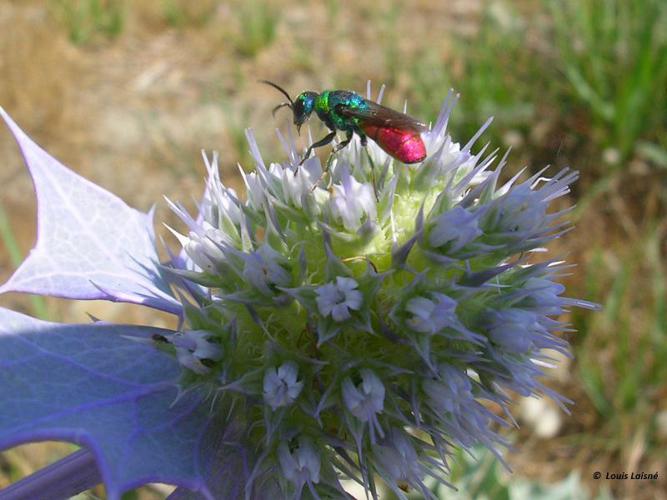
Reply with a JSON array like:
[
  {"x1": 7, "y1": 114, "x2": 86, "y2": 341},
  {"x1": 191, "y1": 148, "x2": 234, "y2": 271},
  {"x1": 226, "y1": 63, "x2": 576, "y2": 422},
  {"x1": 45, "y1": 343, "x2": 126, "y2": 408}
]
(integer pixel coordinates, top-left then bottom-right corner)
[{"x1": 361, "y1": 125, "x2": 427, "y2": 164}]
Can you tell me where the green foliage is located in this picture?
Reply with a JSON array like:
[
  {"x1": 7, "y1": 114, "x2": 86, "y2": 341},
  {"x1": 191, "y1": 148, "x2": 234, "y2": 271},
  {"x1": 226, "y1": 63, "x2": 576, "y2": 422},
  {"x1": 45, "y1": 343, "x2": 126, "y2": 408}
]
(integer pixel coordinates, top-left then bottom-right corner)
[
  {"x1": 120, "y1": 490, "x2": 140, "y2": 500},
  {"x1": 400, "y1": 0, "x2": 667, "y2": 171},
  {"x1": 161, "y1": 0, "x2": 217, "y2": 28},
  {"x1": 549, "y1": 0, "x2": 667, "y2": 165},
  {"x1": 231, "y1": 0, "x2": 279, "y2": 57},
  {"x1": 575, "y1": 227, "x2": 667, "y2": 455},
  {"x1": 379, "y1": 1, "x2": 403, "y2": 86},
  {"x1": 637, "y1": 141, "x2": 667, "y2": 170},
  {"x1": 52, "y1": 0, "x2": 125, "y2": 45},
  {"x1": 407, "y1": 2, "x2": 535, "y2": 155},
  {"x1": 220, "y1": 97, "x2": 255, "y2": 169},
  {"x1": 390, "y1": 446, "x2": 611, "y2": 499},
  {"x1": 0, "y1": 205, "x2": 48, "y2": 320}
]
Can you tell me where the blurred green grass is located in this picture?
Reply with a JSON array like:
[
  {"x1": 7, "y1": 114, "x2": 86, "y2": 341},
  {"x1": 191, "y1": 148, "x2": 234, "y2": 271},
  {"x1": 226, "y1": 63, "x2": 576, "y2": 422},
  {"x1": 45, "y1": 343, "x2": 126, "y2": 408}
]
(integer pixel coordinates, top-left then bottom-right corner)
[
  {"x1": 1, "y1": 0, "x2": 666, "y2": 498},
  {"x1": 575, "y1": 225, "x2": 666, "y2": 462},
  {"x1": 52, "y1": 0, "x2": 125, "y2": 45},
  {"x1": 549, "y1": 0, "x2": 667, "y2": 167},
  {"x1": 0, "y1": 204, "x2": 48, "y2": 319}
]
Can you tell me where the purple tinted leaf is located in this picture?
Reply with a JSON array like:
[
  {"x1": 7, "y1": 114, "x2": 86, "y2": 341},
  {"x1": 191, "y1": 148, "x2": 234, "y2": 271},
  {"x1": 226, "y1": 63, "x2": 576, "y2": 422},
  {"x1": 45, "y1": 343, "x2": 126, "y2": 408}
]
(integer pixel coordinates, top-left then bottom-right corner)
[
  {"x1": 0, "y1": 308, "x2": 228, "y2": 499},
  {"x1": 0, "y1": 108, "x2": 181, "y2": 315},
  {"x1": 167, "y1": 422, "x2": 282, "y2": 500}
]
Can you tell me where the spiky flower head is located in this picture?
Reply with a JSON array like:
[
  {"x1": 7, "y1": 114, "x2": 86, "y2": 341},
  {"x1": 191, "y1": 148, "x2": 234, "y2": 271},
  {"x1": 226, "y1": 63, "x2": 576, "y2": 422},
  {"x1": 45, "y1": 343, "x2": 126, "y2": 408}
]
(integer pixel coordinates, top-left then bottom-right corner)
[{"x1": 158, "y1": 86, "x2": 596, "y2": 498}]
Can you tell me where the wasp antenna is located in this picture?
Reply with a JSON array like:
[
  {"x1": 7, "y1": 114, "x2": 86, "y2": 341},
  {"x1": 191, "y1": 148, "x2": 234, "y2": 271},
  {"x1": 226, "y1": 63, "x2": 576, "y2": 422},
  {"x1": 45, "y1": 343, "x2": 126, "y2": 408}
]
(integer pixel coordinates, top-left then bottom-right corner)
[
  {"x1": 259, "y1": 80, "x2": 294, "y2": 105},
  {"x1": 272, "y1": 102, "x2": 292, "y2": 117}
]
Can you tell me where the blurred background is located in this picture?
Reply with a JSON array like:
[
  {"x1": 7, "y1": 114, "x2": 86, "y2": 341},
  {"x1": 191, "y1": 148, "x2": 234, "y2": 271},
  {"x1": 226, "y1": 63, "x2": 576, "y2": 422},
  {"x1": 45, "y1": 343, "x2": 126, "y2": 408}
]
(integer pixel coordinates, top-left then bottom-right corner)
[{"x1": 0, "y1": 0, "x2": 665, "y2": 498}]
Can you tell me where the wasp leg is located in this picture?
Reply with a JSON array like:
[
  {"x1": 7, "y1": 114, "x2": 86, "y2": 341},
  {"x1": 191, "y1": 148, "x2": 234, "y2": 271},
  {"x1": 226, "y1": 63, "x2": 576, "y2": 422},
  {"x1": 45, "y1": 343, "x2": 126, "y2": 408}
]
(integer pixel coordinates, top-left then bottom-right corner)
[
  {"x1": 308, "y1": 131, "x2": 350, "y2": 190},
  {"x1": 333, "y1": 130, "x2": 354, "y2": 153},
  {"x1": 301, "y1": 131, "x2": 337, "y2": 165},
  {"x1": 364, "y1": 146, "x2": 379, "y2": 200}
]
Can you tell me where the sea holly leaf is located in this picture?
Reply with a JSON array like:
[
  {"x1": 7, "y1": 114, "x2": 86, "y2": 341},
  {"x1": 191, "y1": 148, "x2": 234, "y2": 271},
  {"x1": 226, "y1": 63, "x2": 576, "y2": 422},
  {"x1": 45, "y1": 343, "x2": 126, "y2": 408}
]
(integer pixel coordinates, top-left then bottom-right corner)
[
  {"x1": 0, "y1": 108, "x2": 181, "y2": 315},
  {"x1": 166, "y1": 423, "x2": 282, "y2": 500},
  {"x1": 0, "y1": 308, "x2": 222, "y2": 499}
]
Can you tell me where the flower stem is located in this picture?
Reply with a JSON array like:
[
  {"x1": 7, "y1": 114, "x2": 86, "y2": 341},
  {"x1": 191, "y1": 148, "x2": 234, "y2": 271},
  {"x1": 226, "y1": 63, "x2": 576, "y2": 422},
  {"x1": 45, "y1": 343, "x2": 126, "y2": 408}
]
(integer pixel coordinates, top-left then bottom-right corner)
[{"x1": 0, "y1": 449, "x2": 101, "y2": 499}]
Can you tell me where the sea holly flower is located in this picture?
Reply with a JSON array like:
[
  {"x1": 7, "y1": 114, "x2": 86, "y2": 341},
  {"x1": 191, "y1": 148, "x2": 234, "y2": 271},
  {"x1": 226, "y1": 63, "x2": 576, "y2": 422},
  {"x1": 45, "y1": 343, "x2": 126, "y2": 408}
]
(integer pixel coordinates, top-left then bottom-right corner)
[
  {"x1": 485, "y1": 308, "x2": 542, "y2": 353},
  {"x1": 0, "y1": 84, "x2": 598, "y2": 500},
  {"x1": 404, "y1": 293, "x2": 459, "y2": 334},
  {"x1": 341, "y1": 370, "x2": 386, "y2": 424},
  {"x1": 341, "y1": 369, "x2": 386, "y2": 451},
  {"x1": 177, "y1": 220, "x2": 231, "y2": 273},
  {"x1": 428, "y1": 205, "x2": 483, "y2": 251},
  {"x1": 171, "y1": 330, "x2": 225, "y2": 375},
  {"x1": 372, "y1": 429, "x2": 436, "y2": 498},
  {"x1": 329, "y1": 166, "x2": 377, "y2": 232},
  {"x1": 241, "y1": 244, "x2": 293, "y2": 297},
  {"x1": 263, "y1": 362, "x2": 304, "y2": 410},
  {"x1": 315, "y1": 276, "x2": 363, "y2": 322},
  {"x1": 277, "y1": 437, "x2": 321, "y2": 497}
]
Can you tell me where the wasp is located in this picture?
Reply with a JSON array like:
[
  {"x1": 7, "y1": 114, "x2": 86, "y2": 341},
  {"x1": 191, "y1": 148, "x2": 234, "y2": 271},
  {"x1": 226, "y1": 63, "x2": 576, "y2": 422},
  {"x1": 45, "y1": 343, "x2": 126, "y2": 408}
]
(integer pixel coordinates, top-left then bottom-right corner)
[{"x1": 262, "y1": 81, "x2": 428, "y2": 165}]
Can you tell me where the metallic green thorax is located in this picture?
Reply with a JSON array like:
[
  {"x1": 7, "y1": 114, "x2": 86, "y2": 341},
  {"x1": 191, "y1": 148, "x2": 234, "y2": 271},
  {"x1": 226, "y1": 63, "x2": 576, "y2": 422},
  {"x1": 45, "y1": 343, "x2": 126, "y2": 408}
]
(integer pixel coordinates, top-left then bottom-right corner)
[
  {"x1": 284, "y1": 89, "x2": 373, "y2": 164},
  {"x1": 310, "y1": 90, "x2": 370, "y2": 133}
]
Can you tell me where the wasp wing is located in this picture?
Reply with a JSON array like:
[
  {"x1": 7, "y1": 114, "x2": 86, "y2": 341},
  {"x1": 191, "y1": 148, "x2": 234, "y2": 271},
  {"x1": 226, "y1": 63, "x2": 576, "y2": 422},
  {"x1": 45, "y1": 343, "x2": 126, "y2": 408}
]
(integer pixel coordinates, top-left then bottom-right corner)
[{"x1": 337, "y1": 100, "x2": 429, "y2": 133}]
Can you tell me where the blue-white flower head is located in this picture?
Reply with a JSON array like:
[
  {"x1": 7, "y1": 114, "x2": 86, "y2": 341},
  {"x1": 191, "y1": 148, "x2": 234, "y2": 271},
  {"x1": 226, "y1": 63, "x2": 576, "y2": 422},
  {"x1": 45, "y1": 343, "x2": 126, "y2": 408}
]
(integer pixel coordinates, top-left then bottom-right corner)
[
  {"x1": 405, "y1": 292, "x2": 459, "y2": 334},
  {"x1": 278, "y1": 437, "x2": 321, "y2": 493},
  {"x1": 281, "y1": 159, "x2": 326, "y2": 211},
  {"x1": 422, "y1": 364, "x2": 473, "y2": 414},
  {"x1": 374, "y1": 429, "x2": 418, "y2": 480},
  {"x1": 372, "y1": 429, "x2": 436, "y2": 499},
  {"x1": 200, "y1": 158, "x2": 243, "y2": 225},
  {"x1": 428, "y1": 205, "x2": 483, "y2": 251},
  {"x1": 242, "y1": 244, "x2": 292, "y2": 296},
  {"x1": 0, "y1": 87, "x2": 599, "y2": 500},
  {"x1": 329, "y1": 166, "x2": 377, "y2": 231},
  {"x1": 152, "y1": 93, "x2": 595, "y2": 497},
  {"x1": 315, "y1": 276, "x2": 363, "y2": 322},
  {"x1": 180, "y1": 221, "x2": 231, "y2": 272},
  {"x1": 263, "y1": 361, "x2": 304, "y2": 410},
  {"x1": 171, "y1": 330, "x2": 223, "y2": 375},
  {"x1": 494, "y1": 183, "x2": 547, "y2": 235},
  {"x1": 487, "y1": 308, "x2": 541, "y2": 352},
  {"x1": 342, "y1": 369, "x2": 385, "y2": 422},
  {"x1": 523, "y1": 277, "x2": 567, "y2": 314}
]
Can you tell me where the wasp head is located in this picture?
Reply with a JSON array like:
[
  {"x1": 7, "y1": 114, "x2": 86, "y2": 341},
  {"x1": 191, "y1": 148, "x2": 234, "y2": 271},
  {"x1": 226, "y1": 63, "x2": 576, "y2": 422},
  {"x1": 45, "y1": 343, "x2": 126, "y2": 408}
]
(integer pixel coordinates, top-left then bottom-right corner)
[
  {"x1": 292, "y1": 92, "x2": 318, "y2": 134},
  {"x1": 261, "y1": 80, "x2": 317, "y2": 135}
]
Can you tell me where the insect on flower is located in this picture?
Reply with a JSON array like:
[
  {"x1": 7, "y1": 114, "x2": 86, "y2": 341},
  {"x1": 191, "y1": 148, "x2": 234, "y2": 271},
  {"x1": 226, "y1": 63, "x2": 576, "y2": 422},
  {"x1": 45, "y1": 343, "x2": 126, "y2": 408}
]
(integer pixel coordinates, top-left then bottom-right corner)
[{"x1": 261, "y1": 80, "x2": 428, "y2": 165}]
